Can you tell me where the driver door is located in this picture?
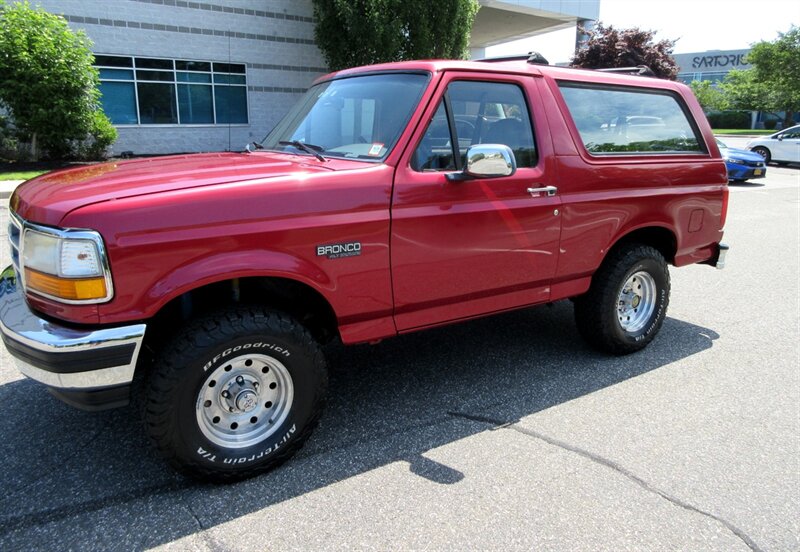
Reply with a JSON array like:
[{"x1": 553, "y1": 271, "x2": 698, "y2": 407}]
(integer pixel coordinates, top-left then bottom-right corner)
[{"x1": 390, "y1": 73, "x2": 562, "y2": 331}]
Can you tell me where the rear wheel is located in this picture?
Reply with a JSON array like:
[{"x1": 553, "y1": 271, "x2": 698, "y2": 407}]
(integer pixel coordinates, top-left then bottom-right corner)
[
  {"x1": 143, "y1": 307, "x2": 327, "y2": 482},
  {"x1": 574, "y1": 244, "x2": 670, "y2": 355},
  {"x1": 752, "y1": 146, "x2": 771, "y2": 163}
]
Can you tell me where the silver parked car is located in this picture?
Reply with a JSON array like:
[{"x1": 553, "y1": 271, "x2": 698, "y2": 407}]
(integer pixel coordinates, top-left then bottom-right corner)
[{"x1": 746, "y1": 124, "x2": 800, "y2": 164}]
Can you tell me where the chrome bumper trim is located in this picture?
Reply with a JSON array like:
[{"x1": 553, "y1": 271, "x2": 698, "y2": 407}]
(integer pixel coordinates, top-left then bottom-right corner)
[
  {"x1": 716, "y1": 242, "x2": 730, "y2": 270},
  {"x1": 0, "y1": 266, "x2": 146, "y2": 390}
]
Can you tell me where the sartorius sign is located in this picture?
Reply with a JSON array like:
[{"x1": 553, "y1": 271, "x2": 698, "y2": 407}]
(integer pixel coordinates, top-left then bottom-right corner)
[{"x1": 674, "y1": 49, "x2": 752, "y2": 75}]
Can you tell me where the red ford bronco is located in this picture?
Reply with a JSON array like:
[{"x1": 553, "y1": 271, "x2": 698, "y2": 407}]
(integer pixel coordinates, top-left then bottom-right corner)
[{"x1": 1, "y1": 58, "x2": 729, "y2": 481}]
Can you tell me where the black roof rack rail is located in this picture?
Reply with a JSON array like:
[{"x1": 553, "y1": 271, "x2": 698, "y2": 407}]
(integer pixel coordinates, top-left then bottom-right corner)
[
  {"x1": 595, "y1": 65, "x2": 656, "y2": 77},
  {"x1": 476, "y1": 51, "x2": 550, "y2": 66}
]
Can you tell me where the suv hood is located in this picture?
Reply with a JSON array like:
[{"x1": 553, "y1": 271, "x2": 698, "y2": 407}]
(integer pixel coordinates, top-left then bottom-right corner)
[{"x1": 11, "y1": 151, "x2": 349, "y2": 226}]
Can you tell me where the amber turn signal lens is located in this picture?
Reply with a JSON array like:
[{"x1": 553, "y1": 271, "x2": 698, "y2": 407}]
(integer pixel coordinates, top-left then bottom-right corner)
[{"x1": 25, "y1": 268, "x2": 107, "y2": 301}]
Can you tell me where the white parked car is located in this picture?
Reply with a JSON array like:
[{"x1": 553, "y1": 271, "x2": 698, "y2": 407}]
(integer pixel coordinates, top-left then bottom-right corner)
[{"x1": 747, "y1": 124, "x2": 800, "y2": 164}]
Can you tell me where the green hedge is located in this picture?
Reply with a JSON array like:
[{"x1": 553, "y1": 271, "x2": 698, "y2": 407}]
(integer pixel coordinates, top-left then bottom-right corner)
[{"x1": 706, "y1": 111, "x2": 751, "y2": 129}]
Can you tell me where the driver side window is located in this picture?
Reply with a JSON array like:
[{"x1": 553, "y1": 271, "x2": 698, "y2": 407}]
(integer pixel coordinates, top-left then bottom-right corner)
[
  {"x1": 411, "y1": 80, "x2": 537, "y2": 172},
  {"x1": 411, "y1": 103, "x2": 457, "y2": 171}
]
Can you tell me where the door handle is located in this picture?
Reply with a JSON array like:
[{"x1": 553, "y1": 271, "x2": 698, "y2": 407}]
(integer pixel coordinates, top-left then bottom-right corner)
[{"x1": 526, "y1": 185, "x2": 558, "y2": 197}]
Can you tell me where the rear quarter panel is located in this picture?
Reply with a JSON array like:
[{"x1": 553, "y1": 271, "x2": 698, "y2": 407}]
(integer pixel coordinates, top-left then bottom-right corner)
[{"x1": 538, "y1": 73, "x2": 727, "y2": 286}]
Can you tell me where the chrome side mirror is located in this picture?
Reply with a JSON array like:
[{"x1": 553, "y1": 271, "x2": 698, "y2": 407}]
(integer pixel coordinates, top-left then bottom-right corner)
[{"x1": 447, "y1": 144, "x2": 516, "y2": 181}]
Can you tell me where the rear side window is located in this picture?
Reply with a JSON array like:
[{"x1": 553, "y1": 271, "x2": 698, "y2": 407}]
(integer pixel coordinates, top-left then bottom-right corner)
[{"x1": 558, "y1": 82, "x2": 705, "y2": 155}]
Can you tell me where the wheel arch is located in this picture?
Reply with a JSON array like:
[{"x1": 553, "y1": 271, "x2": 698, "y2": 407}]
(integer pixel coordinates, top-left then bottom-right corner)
[
  {"x1": 138, "y1": 275, "x2": 340, "y2": 378},
  {"x1": 604, "y1": 224, "x2": 678, "y2": 266}
]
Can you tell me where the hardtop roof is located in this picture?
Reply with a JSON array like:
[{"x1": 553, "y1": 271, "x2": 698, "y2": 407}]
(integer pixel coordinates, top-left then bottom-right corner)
[{"x1": 315, "y1": 59, "x2": 688, "y2": 93}]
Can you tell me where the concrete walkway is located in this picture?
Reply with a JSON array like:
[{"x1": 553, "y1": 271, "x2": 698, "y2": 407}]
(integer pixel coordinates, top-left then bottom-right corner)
[{"x1": 0, "y1": 181, "x2": 22, "y2": 200}]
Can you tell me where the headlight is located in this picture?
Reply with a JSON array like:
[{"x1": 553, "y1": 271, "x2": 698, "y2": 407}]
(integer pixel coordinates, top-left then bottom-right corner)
[
  {"x1": 21, "y1": 226, "x2": 112, "y2": 303},
  {"x1": 726, "y1": 158, "x2": 745, "y2": 165}
]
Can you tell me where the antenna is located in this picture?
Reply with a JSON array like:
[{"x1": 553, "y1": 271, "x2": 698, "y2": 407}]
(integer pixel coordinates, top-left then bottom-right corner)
[{"x1": 227, "y1": 29, "x2": 232, "y2": 152}]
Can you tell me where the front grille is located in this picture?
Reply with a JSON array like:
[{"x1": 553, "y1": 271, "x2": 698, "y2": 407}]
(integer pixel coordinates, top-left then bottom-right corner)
[{"x1": 8, "y1": 211, "x2": 22, "y2": 277}]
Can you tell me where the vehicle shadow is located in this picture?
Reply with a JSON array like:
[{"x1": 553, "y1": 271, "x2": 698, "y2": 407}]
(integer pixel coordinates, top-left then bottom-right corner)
[
  {"x1": 729, "y1": 181, "x2": 765, "y2": 187},
  {"x1": 0, "y1": 300, "x2": 719, "y2": 549}
]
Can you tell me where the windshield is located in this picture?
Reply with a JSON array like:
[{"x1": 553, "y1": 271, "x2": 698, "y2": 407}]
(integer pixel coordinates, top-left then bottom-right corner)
[{"x1": 261, "y1": 73, "x2": 429, "y2": 161}]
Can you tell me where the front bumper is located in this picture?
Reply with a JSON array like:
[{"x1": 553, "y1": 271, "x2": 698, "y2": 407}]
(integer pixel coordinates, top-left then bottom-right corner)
[
  {"x1": 0, "y1": 266, "x2": 146, "y2": 410},
  {"x1": 726, "y1": 163, "x2": 766, "y2": 181}
]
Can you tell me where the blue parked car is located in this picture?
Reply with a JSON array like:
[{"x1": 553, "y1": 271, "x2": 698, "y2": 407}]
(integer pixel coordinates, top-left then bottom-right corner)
[{"x1": 716, "y1": 139, "x2": 767, "y2": 182}]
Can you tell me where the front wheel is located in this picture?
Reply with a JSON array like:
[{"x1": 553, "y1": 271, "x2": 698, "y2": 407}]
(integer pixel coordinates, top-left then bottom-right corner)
[
  {"x1": 752, "y1": 146, "x2": 771, "y2": 163},
  {"x1": 574, "y1": 244, "x2": 670, "y2": 355},
  {"x1": 143, "y1": 307, "x2": 327, "y2": 482}
]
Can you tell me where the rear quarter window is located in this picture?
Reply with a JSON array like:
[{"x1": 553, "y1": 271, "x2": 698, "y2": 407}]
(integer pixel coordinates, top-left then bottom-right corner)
[{"x1": 557, "y1": 82, "x2": 706, "y2": 156}]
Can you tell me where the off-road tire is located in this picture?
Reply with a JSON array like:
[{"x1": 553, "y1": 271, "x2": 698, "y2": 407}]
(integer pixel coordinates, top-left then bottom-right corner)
[
  {"x1": 143, "y1": 307, "x2": 327, "y2": 482},
  {"x1": 574, "y1": 244, "x2": 670, "y2": 355}
]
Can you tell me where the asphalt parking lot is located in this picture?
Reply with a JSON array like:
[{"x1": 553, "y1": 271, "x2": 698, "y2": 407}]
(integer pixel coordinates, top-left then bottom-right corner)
[{"x1": 0, "y1": 162, "x2": 798, "y2": 551}]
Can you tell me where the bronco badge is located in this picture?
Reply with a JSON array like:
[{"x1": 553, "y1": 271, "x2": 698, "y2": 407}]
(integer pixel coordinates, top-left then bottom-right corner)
[{"x1": 316, "y1": 241, "x2": 362, "y2": 259}]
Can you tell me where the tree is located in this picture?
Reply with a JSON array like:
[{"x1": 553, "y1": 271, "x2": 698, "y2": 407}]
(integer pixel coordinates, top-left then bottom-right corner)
[
  {"x1": 689, "y1": 80, "x2": 729, "y2": 112},
  {"x1": 722, "y1": 26, "x2": 800, "y2": 126},
  {"x1": 719, "y1": 69, "x2": 770, "y2": 111},
  {"x1": 0, "y1": 1, "x2": 116, "y2": 159},
  {"x1": 570, "y1": 23, "x2": 679, "y2": 80},
  {"x1": 312, "y1": 0, "x2": 480, "y2": 71}
]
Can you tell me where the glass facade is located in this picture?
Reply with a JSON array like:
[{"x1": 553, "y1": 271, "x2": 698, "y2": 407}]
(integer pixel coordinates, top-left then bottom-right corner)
[
  {"x1": 677, "y1": 71, "x2": 728, "y2": 85},
  {"x1": 95, "y1": 55, "x2": 248, "y2": 126}
]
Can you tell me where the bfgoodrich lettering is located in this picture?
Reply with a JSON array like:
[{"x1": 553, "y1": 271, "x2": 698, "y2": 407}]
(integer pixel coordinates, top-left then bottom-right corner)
[{"x1": 203, "y1": 342, "x2": 291, "y2": 371}]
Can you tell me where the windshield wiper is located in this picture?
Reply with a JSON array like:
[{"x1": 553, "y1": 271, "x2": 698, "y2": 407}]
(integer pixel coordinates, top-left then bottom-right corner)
[{"x1": 278, "y1": 140, "x2": 327, "y2": 162}]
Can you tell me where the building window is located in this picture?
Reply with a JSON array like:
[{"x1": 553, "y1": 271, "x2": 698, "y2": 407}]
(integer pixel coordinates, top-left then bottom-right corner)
[
  {"x1": 677, "y1": 71, "x2": 728, "y2": 84},
  {"x1": 94, "y1": 55, "x2": 248, "y2": 125}
]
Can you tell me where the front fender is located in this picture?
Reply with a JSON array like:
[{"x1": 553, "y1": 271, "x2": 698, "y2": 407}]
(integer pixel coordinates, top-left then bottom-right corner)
[
  {"x1": 125, "y1": 244, "x2": 397, "y2": 345},
  {"x1": 145, "y1": 248, "x2": 335, "y2": 316}
]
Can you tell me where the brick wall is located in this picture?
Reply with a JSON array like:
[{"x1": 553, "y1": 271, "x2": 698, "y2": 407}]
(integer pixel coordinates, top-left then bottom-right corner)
[{"x1": 38, "y1": 0, "x2": 328, "y2": 155}]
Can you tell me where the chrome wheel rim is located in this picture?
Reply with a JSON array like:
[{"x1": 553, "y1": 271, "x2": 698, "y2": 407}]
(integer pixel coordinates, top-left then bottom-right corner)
[
  {"x1": 196, "y1": 353, "x2": 294, "y2": 449},
  {"x1": 617, "y1": 271, "x2": 657, "y2": 333}
]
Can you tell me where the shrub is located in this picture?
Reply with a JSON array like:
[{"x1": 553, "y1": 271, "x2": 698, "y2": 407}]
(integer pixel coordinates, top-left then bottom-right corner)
[
  {"x1": 0, "y1": 1, "x2": 117, "y2": 159},
  {"x1": 0, "y1": 114, "x2": 18, "y2": 159},
  {"x1": 77, "y1": 111, "x2": 118, "y2": 160},
  {"x1": 706, "y1": 111, "x2": 751, "y2": 129}
]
